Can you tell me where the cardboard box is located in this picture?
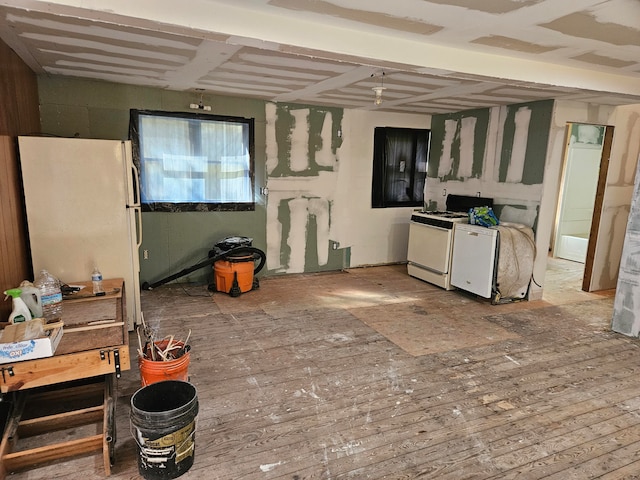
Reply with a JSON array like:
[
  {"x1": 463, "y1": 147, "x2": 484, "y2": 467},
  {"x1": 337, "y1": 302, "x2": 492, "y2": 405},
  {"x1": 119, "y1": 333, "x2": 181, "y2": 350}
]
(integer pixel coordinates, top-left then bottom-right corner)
[{"x1": 0, "y1": 327, "x2": 64, "y2": 364}]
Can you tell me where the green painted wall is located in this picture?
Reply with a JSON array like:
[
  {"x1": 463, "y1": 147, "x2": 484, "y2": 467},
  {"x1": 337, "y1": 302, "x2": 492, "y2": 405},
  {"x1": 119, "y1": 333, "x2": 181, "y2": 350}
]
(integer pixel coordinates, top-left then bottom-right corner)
[
  {"x1": 37, "y1": 77, "x2": 351, "y2": 285},
  {"x1": 38, "y1": 76, "x2": 267, "y2": 285}
]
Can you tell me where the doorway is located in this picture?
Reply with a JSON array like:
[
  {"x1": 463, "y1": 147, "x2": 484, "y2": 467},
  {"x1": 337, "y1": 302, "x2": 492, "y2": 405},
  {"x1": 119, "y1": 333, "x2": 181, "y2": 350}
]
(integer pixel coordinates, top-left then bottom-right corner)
[{"x1": 550, "y1": 123, "x2": 614, "y2": 292}]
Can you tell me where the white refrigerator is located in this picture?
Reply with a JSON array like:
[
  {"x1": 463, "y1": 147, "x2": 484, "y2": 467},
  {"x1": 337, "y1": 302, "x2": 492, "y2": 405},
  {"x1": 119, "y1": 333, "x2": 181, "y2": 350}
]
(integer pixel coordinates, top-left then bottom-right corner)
[{"x1": 18, "y1": 136, "x2": 142, "y2": 330}]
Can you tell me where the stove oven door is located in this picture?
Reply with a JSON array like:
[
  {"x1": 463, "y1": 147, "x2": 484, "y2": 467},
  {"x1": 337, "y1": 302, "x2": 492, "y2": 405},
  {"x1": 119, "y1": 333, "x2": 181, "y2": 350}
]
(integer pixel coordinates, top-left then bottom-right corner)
[{"x1": 407, "y1": 221, "x2": 454, "y2": 276}]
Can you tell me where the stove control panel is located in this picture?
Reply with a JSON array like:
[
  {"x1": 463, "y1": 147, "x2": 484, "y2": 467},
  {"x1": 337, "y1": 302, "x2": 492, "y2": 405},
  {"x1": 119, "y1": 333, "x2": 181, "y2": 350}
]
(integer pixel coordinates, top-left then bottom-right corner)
[{"x1": 411, "y1": 210, "x2": 470, "y2": 229}]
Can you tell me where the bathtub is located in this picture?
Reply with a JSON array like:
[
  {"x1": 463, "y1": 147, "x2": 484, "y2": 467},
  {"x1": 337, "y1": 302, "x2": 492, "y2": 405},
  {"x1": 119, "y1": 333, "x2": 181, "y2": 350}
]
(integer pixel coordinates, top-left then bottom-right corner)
[{"x1": 557, "y1": 234, "x2": 589, "y2": 263}]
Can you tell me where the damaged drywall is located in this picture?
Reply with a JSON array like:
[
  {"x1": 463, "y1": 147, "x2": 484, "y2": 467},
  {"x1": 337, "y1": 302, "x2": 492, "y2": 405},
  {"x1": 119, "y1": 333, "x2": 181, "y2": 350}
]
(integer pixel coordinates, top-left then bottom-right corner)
[
  {"x1": 265, "y1": 102, "x2": 344, "y2": 274},
  {"x1": 428, "y1": 107, "x2": 489, "y2": 182},
  {"x1": 498, "y1": 100, "x2": 552, "y2": 185},
  {"x1": 425, "y1": 100, "x2": 553, "y2": 228}
]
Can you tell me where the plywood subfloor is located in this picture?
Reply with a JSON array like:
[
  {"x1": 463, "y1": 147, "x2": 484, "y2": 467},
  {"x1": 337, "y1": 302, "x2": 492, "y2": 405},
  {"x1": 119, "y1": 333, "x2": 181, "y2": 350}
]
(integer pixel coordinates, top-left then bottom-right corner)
[
  {"x1": 351, "y1": 301, "x2": 521, "y2": 356},
  {"x1": 7, "y1": 261, "x2": 638, "y2": 480}
]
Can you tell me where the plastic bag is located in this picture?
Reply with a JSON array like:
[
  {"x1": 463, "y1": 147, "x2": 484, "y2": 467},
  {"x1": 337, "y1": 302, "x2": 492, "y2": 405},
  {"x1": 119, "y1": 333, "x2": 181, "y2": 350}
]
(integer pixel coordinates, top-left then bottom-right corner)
[{"x1": 468, "y1": 206, "x2": 499, "y2": 227}]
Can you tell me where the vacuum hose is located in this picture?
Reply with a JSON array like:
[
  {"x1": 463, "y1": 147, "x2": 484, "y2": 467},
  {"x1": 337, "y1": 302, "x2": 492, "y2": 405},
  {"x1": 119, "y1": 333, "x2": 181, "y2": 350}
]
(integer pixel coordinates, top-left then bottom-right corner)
[{"x1": 141, "y1": 246, "x2": 266, "y2": 291}]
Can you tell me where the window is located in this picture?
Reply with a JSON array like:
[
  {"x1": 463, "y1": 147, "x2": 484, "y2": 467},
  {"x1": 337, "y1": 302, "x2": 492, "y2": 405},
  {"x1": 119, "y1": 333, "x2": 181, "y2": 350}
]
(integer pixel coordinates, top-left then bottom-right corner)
[
  {"x1": 129, "y1": 110, "x2": 255, "y2": 212},
  {"x1": 371, "y1": 127, "x2": 430, "y2": 208}
]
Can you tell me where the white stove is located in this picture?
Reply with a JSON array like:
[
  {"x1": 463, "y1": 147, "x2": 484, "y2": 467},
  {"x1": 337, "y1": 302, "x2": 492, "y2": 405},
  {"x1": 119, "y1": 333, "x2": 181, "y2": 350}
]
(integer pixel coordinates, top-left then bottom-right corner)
[{"x1": 407, "y1": 210, "x2": 470, "y2": 290}]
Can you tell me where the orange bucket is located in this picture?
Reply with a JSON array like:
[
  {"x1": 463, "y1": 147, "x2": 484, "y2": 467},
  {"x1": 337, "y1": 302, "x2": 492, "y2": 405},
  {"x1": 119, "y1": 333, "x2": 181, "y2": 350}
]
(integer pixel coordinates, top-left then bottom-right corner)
[{"x1": 138, "y1": 340, "x2": 190, "y2": 387}]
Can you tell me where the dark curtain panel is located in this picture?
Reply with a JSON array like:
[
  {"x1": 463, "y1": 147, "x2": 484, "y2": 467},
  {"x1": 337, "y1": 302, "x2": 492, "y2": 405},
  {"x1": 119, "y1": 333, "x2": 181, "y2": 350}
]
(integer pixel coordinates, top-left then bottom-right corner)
[{"x1": 372, "y1": 127, "x2": 429, "y2": 208}]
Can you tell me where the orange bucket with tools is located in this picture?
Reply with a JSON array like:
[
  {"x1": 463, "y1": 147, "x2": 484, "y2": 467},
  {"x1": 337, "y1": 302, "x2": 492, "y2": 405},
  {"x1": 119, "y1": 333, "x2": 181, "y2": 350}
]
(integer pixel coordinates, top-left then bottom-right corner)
[{"x1": 138, "y1": 339, "x2": 190, "y2": 387}]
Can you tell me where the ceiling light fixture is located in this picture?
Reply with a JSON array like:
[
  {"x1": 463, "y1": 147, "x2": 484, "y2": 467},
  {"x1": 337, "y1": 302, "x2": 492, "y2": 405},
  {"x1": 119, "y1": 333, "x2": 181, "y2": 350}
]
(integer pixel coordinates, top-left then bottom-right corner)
[
  {"x1": 372, "y1": 71, "x2": 386, "y2": 106},
  {"x1": 190, "y1": 89, "x2": 211, "y2": 111}
]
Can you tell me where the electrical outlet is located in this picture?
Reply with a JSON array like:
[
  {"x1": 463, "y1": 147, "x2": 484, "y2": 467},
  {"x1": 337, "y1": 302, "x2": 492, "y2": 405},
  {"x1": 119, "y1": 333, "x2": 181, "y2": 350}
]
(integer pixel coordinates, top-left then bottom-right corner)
[
  {"x1": 143, "y1": 249, "x2": 149, "y2": 260},
  {"x1": 331, "y1": 241, "x2": 340, "y2": 250}
]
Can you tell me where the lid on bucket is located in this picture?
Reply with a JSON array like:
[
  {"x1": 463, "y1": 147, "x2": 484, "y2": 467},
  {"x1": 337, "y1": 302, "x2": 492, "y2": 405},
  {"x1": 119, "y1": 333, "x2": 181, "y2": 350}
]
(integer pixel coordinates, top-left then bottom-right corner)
[{"x1": 211, "y1": 236, "x2": 253, "y2": 256}]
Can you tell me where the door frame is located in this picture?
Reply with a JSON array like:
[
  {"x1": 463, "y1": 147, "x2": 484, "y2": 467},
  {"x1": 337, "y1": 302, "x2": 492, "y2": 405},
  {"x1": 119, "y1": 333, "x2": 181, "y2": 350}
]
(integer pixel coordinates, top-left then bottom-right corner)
[{"x1": 582, "y1": 125, "x2": 614, "y2": 291}]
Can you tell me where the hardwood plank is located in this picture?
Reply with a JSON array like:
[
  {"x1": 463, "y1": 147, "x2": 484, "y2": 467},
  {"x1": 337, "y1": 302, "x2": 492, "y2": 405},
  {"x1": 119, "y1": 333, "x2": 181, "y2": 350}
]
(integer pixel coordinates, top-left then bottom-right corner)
[
  {"x1": 17, "y1": 406, "x2": 103, "y2": 438},
  {"x1": 496, "y1": 423, "x2": 640, "y2": 479},
  {"x1": 597, "y1": 447, "x2": 640, "y2": 480},
  {"x1": 2, "y1": 435, "x2": 103, "y2": 472}
]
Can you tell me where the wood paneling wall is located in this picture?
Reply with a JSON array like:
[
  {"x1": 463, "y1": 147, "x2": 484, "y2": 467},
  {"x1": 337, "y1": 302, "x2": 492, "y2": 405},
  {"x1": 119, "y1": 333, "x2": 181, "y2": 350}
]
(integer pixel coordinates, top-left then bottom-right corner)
[{"x1": 0, "y1": 39, "x2": 40, "y2": 320}]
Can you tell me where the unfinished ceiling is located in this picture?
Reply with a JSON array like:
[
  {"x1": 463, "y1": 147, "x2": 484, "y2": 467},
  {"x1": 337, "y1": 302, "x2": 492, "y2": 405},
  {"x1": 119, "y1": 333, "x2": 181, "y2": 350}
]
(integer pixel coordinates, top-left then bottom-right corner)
[{"x1": 0, "y1": 0, "x2": 639, "y2": 114}]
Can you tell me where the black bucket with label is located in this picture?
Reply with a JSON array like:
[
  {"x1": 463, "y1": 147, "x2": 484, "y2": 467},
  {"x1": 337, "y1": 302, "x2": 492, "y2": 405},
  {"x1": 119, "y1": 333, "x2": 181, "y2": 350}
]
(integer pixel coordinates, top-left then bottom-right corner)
[{"x1": 130, "y1": 380, "x2": 199, "y2": 480}]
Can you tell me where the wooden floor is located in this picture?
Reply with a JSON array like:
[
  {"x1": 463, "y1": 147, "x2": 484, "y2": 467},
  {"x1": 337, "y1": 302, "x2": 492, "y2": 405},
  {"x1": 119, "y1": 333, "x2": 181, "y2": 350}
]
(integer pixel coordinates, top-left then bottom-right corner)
[{"x1": 11, "y1": 258, "x2": 640, "y2": 479}]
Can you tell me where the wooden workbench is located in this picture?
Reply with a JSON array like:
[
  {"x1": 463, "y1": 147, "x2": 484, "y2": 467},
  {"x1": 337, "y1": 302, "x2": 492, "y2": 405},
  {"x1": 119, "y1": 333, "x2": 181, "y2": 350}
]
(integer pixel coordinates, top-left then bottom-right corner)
[{"x1": 0, "y1": 278, "x2": 131, "y2": 477}]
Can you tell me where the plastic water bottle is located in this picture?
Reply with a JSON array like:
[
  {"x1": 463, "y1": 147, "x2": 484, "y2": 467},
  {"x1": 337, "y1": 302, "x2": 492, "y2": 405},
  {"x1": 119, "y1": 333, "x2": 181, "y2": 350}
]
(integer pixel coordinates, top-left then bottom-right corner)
[
  {"x1": 92, "y1": 267, "x2": 104, "y2": 294},
  {"x1": 34, "y1": 269, "x2": 63, "y2": 322}
]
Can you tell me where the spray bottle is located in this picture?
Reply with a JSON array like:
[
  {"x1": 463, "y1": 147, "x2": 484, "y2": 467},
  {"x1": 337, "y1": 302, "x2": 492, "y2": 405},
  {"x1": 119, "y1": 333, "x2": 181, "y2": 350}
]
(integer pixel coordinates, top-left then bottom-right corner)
[
  {"x1": 18, "y1": 281, "x2": 43, "y2": 318},
  {"x1": 4, "y1": 288, "x2": 33, "y2": 324}
]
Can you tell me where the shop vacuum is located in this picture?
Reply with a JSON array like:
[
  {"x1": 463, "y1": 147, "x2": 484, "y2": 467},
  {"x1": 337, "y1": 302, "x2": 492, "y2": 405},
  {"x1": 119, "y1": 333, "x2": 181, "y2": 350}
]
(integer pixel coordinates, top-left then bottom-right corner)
[{"x1": 141, "y1": 236, "x2": 266, "y2": 297}]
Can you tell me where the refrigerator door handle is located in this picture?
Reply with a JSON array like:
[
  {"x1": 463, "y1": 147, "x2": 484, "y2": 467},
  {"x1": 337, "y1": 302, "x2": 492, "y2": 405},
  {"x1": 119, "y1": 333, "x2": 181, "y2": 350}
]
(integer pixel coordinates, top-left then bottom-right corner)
[
  {"x1": 130, "y1": 158, "x2": 141, "y2": 207},
  {"x1": 133, "y1": 206, "x2": 143, "y2": 249},
  {"x1": 125, "y1": 144, "x2": 143, "y2": 250}
]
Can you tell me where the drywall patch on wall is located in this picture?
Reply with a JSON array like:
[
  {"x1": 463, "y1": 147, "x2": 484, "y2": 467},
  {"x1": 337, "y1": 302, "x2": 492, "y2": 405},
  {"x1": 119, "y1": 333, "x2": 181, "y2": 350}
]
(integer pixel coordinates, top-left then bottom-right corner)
[
  {"x1": 458, "y1": 116, "x2": 477, "y2": 178},
  {"x1": 290, "y1": 109, "x2": 311, "y2": 172},
  {"x1": 505, "y1": 106, "x2": 532, "y2": 183},
  {"x1": 437, "y1": 119, "x2": 457, "y2": 177},
  {"x1": 281, "y1": 196, "x2": 331, "y2": 272},
  {"x1": 429, "y1": 107, "x2": 489, "y2": 182},
  {"x1": 265, "y1": 102, "x2": 279, "y2": 174},
  {"x1": 498, "y1": 100, "x2": 553, "y2": 185},
  {"x1": 425, "y1": 100, "x2": 552, "y2": 228},
  {"x1": 265, "y1": 103, "x2": 344, "y2": 273},
  {"x1": 269, "y1": 103, "x2": 342, "y2": 177},
  {"x1": 268, "y1": 191, "x2": 335, "y2": 273},
  {"x1": 287, "y1": 197, "x2": 311, "y2": 272}
]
